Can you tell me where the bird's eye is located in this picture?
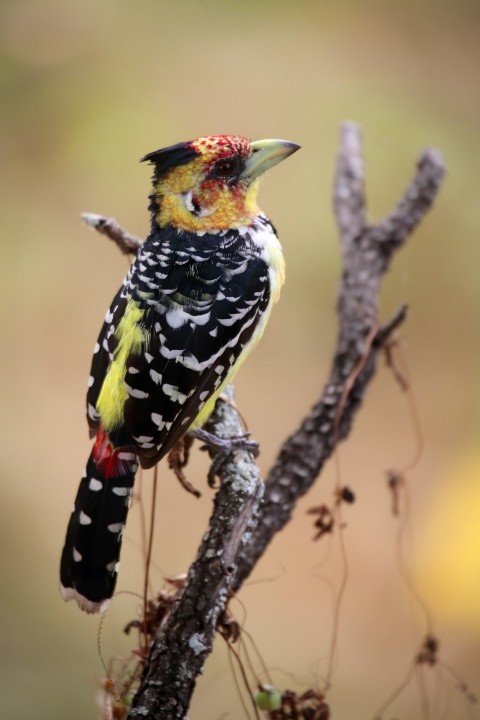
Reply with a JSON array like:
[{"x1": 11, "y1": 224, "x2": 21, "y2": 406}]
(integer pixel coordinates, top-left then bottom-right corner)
[{"x1": 214, "y1": 157, "x2": 241, "y2": 179}]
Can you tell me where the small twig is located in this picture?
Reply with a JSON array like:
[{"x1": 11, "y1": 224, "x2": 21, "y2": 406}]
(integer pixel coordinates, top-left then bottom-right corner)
[
  {"x1": 81, "y1": 213, "x2": 143, "y2": 254},
  {"x1": 167, "y1": 436, "x2": 201, "y2": 498},
  {"x1": 143, "y1": 465, "x2": 158, "y2": 653},
  {"x1": 375, "y1": 304, "x2": 409, "y2": 348}
]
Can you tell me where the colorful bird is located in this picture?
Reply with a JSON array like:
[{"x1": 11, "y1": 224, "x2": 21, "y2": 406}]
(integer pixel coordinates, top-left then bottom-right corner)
[{"x1": 60, "y1": 135, "x2": 300, "y2": 613}]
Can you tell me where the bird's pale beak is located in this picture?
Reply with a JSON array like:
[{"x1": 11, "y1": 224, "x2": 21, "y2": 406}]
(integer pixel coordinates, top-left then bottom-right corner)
[{"x1": 240, "y1": 139, "x2": 301, "y2": 181}]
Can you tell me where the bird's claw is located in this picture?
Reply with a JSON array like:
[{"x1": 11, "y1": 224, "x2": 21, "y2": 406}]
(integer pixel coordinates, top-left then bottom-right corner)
[{"x1": 189, "y1": 428, "x2": 259, "y2": 487}]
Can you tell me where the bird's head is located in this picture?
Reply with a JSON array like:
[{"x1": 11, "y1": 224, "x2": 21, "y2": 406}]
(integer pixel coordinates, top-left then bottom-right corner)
[{"x1": 141, "y1": 135, "x2": 300, "y2": 232}]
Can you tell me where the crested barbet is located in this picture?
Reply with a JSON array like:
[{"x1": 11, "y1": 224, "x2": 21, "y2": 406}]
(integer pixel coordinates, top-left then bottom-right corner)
[{"x1": 60, "y1": 135, "x2": 300, "y2": 613}]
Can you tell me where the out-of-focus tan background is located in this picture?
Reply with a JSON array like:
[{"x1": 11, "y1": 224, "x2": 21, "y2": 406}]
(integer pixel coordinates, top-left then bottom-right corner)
[{"x1": 1, "y1": 1, "x2": 479, "y2": 718}]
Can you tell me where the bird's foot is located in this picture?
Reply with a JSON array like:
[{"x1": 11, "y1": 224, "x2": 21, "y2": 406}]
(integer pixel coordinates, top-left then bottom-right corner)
[{"x1": 189, "y1": 428, "x2": 259, "y2": 487}]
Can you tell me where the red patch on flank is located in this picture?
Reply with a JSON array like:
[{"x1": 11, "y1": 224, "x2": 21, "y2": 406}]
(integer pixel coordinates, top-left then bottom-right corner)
[{"x1": 93, "y1": 428, "x2": 134, "y2": 478}]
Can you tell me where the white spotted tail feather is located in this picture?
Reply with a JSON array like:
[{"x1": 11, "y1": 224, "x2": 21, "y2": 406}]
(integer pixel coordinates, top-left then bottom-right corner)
[{"x1": 60, "y1": 429, "x2": 137, "y2": 613}]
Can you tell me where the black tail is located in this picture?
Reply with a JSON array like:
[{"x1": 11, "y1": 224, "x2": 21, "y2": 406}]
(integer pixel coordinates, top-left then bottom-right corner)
[{"x1": 60, "y1": 435, "x2": 138, "y2": 613}]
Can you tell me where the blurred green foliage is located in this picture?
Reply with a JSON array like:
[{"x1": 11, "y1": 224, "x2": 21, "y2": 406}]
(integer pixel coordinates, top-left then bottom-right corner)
[{"x1": 1, "y1": 1, "x2": 479, "y2": 718}]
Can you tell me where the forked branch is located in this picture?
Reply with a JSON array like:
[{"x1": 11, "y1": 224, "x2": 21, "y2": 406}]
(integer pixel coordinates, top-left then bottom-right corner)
[{"x1": 233, "y1": 123, "x2": 445, "y2": 588}]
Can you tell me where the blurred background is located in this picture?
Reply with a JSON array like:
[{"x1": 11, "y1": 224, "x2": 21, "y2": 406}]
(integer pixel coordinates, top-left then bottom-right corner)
[{"x1": 1, "y1": 1, "x2": 479, "y2": 718}]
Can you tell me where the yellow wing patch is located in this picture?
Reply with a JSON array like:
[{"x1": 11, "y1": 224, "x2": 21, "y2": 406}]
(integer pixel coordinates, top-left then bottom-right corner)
[{"x1": 97, "y1": 299, "x2": 145, "y2": 431}]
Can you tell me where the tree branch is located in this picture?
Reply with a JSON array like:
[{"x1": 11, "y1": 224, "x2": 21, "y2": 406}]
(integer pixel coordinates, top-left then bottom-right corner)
[
  {"x1": 84, "y1": 122, "x2": 445, "y2": 718},
  {"x1": 129, "y1": 387, "x2": 264, "y2": 719},
  {"x1": 233, "y1": 122, "x2": 445, "y2": 589},
  {"x1": 81, "y1": 213, "x2": 143, "y2": 254}
]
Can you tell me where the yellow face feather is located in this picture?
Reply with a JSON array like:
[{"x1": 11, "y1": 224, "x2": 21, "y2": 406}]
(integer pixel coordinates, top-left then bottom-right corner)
[
  {"x1": 157, "y1": 175, "x2": 261, "y2": 232},
  {"x1": 153, "y1": 136, "x2": 261, "y2": 232}
]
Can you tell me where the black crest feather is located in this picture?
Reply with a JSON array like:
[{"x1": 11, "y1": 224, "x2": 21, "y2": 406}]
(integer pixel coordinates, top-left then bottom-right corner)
[{"x1": 140, "y1": 141, "x2": 199, "y2": 180}]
